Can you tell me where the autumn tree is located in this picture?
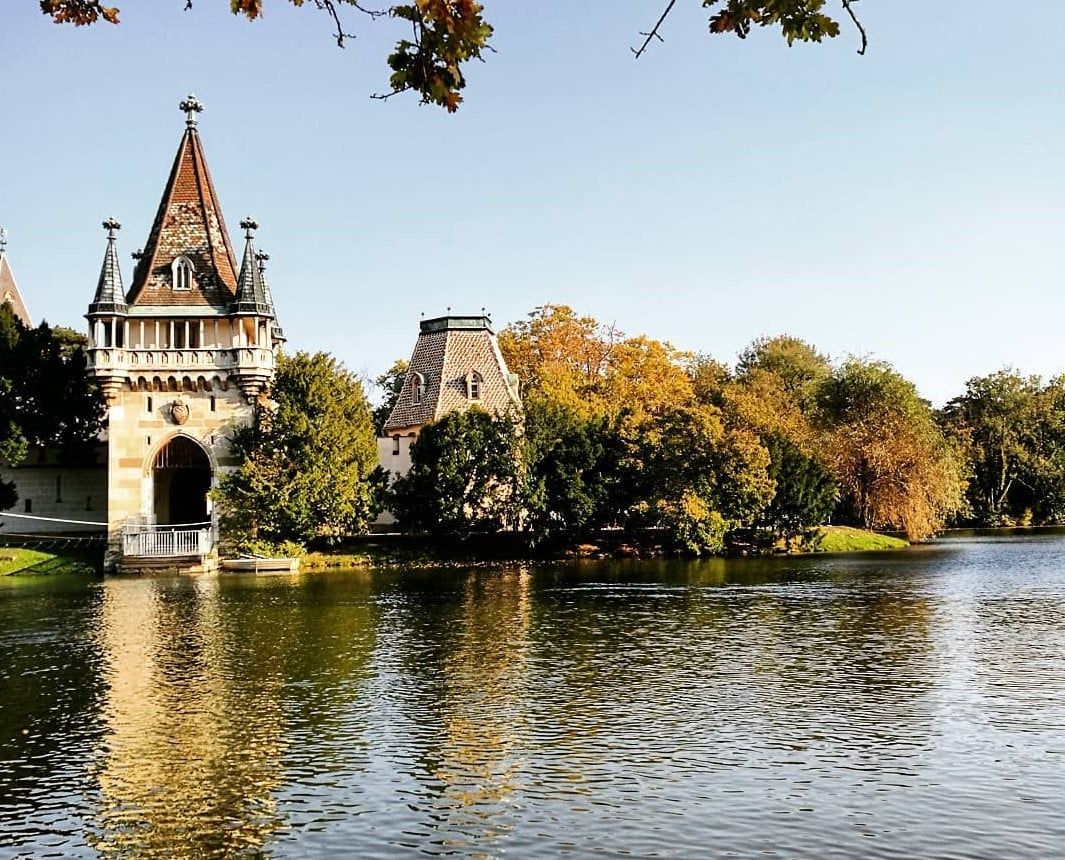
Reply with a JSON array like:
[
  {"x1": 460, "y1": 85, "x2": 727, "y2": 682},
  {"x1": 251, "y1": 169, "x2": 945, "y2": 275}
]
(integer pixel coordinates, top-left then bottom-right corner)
[
  {"x1": 41, "y1": 1, "x2": 870, "y2": 111},
  {"x1": 499, "y1": 304, "x2": 693, "y2": 423},
  {"x1": 816, "y1": 358, "x2": 964, "y2": 540},
  {"x1": 214, "y1": 351, "x2": 380, "y2": 548},
  {"x1": 630, "y1": 405, "x2": 773, "y2": 555}
]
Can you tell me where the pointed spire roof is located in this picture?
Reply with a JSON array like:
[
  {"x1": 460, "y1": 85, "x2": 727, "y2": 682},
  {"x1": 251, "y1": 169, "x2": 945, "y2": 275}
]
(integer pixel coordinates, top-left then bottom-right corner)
[
  {"x1": 256, "y1": 250, "x2": 286, "y2": 342},
  {"x1": 0, "y1": 228, "x2": 32, "y2": 326},
  {"x1": 126, "y1": 95, "x2": 239, "y2": 307},
  {"x1": 88, "y1": 218, "x2": 127, "y2": 315},
  {"x1": 233, "y1": 218, "x2": 274, "y2": 317}
]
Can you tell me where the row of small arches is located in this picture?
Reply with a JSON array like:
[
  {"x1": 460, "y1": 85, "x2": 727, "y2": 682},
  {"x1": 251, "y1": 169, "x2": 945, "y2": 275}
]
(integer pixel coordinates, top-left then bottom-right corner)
[{"x1": 131, "y1": 375, "x2": 233, "y2": 393}]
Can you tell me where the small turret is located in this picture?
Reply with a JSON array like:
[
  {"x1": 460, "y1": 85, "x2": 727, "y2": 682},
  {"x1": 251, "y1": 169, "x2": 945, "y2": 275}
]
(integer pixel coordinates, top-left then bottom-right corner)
[
  {"x1": 256, "y1": 250, "x2": 286, "y2": 345},
  {"x1": 233, "y1": 218, "x2": 274, "y2": 317},
  {"x1": 88, "y1": 217, "x2": 128, "y2": 315}
]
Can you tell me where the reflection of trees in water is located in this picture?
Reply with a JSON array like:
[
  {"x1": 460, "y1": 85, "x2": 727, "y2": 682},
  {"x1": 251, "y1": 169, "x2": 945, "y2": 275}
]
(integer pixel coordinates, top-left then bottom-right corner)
[
  {"x1": 0, "y1": 577, "x2": 106, "y2": 845},
  {"x1": 376, "y1": 568, "x2": 534, "y2": 852},
  {"x1": 87, "y1": 573, "x2": 378, "y2": 858}
]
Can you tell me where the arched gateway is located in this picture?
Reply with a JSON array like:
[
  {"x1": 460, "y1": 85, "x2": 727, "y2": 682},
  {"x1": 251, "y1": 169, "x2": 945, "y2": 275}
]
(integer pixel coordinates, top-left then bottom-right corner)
[{"x1": 151, "y1": 435, "x2": 212, "y2": 526}]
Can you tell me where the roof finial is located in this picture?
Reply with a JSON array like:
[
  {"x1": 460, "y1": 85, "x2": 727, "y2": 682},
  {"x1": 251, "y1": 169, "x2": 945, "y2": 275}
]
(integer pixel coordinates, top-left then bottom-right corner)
[
  {"x1": 240, "y1": 217, "x2": 258, "y2": 239},
  {"x1": 0, "y1": 226, "x2": 7, "y2": 254},
  {"x1": 131, "y1": 248, "x2": 143, "y2": 261},
  {"x1": 180, "y1": 94, "x2": 204, "y2": 127},
  {"x1": 102, "y1": 217, "x2": 121, "y2": 239},
  {"x1": 255, "y1": 250, "x2": 269, "y2": 272},
  {"x1": 447, "y1": 305, "x2": 452, "y2": 315}
]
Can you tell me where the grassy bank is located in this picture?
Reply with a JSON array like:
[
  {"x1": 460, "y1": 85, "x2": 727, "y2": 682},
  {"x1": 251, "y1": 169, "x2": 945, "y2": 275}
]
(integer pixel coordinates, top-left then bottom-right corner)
[
  {"x1": 0, "y1": 547, "x2": 99, "y2": 576},
  {"x1": 813, "y1": 526, "x2": 908, "y2": 553}
]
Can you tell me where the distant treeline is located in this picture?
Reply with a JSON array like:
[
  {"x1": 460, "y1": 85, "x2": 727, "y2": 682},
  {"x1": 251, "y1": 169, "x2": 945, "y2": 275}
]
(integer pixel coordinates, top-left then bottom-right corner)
[{"x1": 384, "y1": 305, "x2": 1065, "y2": 554}]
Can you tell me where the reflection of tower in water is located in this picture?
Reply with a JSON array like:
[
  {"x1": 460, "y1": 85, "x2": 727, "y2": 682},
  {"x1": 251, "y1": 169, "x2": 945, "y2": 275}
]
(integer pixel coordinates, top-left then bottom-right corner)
[
  {"x1": 88, "y1": 577, "x2": 285, "y2": 857},
  {"x1": 395, "y1": 569, "x2": 535, "y2": 850}
]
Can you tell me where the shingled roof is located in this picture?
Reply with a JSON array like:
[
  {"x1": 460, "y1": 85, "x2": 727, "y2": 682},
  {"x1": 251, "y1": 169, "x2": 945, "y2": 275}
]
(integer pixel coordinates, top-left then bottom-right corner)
[
  {"x1": 384, "y1": 315, "x2": 521, "y2": 432},
  {"x1": 88, "y1": 218, "x2": 127, "y2": 316},
  {"x1": 0, "y1": 244, "x2": 31, "y2": 326},
  {"x1": 126, "y1": 101, "x2": 239, "y2": 307}
]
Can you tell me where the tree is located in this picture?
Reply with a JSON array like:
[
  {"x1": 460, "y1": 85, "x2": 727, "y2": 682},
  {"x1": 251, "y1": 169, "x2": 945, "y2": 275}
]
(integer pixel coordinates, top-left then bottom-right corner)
[
  {"x1": 816, "y1": 358, "x2": 964, "y2": 540},
  {"x1": 388, "y1": 407, "x2": 521, "y2": 540},
  {"x1": 521, "y1": 399, "x2": 629, "y2": 546},
  {"x1": 941, "y1": 370, "x2": 1065, "y2": 526},
  {"x1": 42, "y1": 1, "x2": 869, "y2": 112},
  {"x1": 372, "y1": 357, "x2": 409, "y2": 434},
  {"x1": 499, "y1": 304, "x2": 693, "y2": 423},
  {"x1": 757, "y1": 434, "x2": 838, "y2": 545},
  {"x1": 0, "y1": 304, "x2": 104, "y2": 512},
  {"x1": 631, "y1": 405, "x2": 773, "y2": 555},
  {"x1": 214, "y1": 351, "x2": 380, "y2": 548}
]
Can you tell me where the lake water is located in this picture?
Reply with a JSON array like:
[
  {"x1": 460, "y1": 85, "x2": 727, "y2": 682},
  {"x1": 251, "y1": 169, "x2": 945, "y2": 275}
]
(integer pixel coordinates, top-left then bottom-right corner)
[{"x1": 2, "y1": 532, "x2": 1065, "y2": 858}]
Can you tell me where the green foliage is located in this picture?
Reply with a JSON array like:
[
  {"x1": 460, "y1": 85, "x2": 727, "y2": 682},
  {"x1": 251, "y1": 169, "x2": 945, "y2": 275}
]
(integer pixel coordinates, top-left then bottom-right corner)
[
  {"x1": 758, "y1": 435, "x2": 838, "y2": 544},
  {"x1": 389, "y1": 407, "x2": 522, "y2": 540},
  {"x1": 372, "y1": 358, "x2": 409, "y2": 434},
  {"x1": 631, "y1": 406, "x2": 774, "y2": 555},
  {"x1": 942, "y1": 370, "x2": 1065, "y2": 526},
  {"x1": 214, "y1": 351, "x2": 380, "y2": 545},
  {"x1": 0, "y1": 305, "x2": 104, "y2": 512},
  {"x1": 235, "y1": 538, "x2": 307, "y2": 558},
  {"x1": 521, "y1": 398, "x2": 629, "y2": 546}
]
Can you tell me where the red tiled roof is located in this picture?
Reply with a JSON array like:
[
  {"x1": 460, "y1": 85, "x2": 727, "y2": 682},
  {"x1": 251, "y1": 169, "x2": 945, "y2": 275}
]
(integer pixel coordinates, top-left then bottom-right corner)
[
  {"x1": 0, "y1": 251, "x2": 31, "y2": 325},
  {"x1": 126, "y1": 126, "x2": 239, "y2": 307}
]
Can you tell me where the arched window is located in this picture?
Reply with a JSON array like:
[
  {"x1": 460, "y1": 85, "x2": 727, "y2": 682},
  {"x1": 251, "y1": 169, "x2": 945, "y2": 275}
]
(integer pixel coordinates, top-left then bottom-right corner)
[
  {"x1": 412, "y1": 372, "x2": 425, "y2": 405},
  {"x1": 467, "y1": 371, "x2": 483, "y2": 400},
  {"x1": 172, "y1": 256, "x2": 195, "y2": 291}
]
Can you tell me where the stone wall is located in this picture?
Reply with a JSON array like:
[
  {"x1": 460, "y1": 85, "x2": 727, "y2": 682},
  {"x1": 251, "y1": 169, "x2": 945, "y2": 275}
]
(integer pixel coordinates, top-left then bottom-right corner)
[
  {"x1": 0, "y1": 452, "x2": 108, "y2": 535},
  {"x1": 103, "y1": 380, "x2": 252, "y2": 565}
]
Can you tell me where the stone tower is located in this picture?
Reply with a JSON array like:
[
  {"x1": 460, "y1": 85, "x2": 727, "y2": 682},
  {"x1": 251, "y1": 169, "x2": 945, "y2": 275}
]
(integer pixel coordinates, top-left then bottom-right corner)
[
  {"x1": 0, "y1": 228, "x2": 32, "y2": 326},
  {"x1": 86, "y1": 96, "x2": 282, "y2": 571},
  {"x1": 379, "y1": 314, "x2": 522, "y2": 479}
]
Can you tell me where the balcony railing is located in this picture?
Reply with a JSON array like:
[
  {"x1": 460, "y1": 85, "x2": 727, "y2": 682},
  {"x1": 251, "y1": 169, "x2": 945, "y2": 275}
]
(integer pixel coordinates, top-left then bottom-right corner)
[
  {"x1": 88, "y1": 346, "x2": 275, "y2": 374},
  {"x1": 122, "y1": 524, "x2": 214, "y2": 559}
]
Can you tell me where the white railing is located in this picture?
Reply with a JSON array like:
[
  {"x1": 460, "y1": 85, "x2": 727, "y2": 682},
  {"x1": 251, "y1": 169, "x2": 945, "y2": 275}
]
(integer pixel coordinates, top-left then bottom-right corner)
[
  {"x1": 122, "y1": 525, "x2": 213, "y2": 558},
  {"x1": 88, "y1": 347, "x2": 275, "y2": 375}
]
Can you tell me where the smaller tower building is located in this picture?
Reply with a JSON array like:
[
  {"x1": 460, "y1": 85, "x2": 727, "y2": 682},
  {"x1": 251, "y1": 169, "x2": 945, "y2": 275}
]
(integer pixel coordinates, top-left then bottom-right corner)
[{"x1": 379, "y1": 314, "x2": 522, "y2": 479}]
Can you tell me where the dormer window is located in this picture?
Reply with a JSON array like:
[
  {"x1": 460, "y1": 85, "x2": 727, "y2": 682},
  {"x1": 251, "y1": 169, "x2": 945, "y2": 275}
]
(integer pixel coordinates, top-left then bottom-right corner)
[
  {"x1": 172, "y1": 256, "x2": 195, "y2": 291},
  {"x1": 467, "y1": 371, "x2": 483, "y2": 400},
  {"x1": 412, "y1": 372, "x2": 425, "y2": 405}
]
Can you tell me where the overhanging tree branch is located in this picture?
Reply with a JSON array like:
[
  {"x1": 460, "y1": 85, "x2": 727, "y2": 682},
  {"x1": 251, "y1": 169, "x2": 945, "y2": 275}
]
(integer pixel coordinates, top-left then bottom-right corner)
[{"x1": 632, "y1": 0, "x2": 677, "y2": 59}]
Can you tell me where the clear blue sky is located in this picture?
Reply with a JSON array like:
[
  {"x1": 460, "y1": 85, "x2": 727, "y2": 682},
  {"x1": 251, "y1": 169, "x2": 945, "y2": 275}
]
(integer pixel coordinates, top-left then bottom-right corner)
[{"x1": 2, "y1": 2, "x2": 1063, "y2": 405}]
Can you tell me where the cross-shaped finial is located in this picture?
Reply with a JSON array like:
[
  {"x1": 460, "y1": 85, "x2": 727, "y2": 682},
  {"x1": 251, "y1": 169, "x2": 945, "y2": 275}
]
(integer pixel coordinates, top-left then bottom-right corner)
[
  {"x1": 180, "y1": 94, "x2": 204, "y2": 126},
  {"x1": 131, "y1": 248, "x2": 144, "y2": 261},
  {"x1": 240, "y1": 217, "x2": 258, "y2": 239},
  {"x1": 102, "y1": 217, "x2": 121, "y2": 238},
  {"x1": 0, "y1": 227, "x2": 7, "y2": 254},
  {"x1": 255, "y1": 250, "x2": 269, "y2": 271}
]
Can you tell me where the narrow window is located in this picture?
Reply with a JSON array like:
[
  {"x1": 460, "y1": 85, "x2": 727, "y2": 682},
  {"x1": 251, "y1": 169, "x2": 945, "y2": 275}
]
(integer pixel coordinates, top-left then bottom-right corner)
[
  {"x1": 55, "y1": 475, "x2": 62, "y2": 504},
  {"x1": 24, "y1": 498, "x2": 32, "y2": 514},
  {"x1": 392, "y1": 436, "x2": 400, "y2": 456},
  {"x1": 468, "y1": 371, "x2": 483, "y2": 400},
  {"x1": 210, "y1": 395, "x2": 217, "y2": 412},
  {"x1": 146, "y1": 396, "x2": 153, "y2": 414},
  {"x1": 412, "y1": 373, "x2": 425, "y2": 405},
  {"x1": 174, "y1": 323, "x2": 186, "y2": 349},
  {"x1": 172, "y1": 256, "x2": 194, "y2": 291},
  {"x1": 86, "y1": 495, "x2": 92, "y2": 511}
]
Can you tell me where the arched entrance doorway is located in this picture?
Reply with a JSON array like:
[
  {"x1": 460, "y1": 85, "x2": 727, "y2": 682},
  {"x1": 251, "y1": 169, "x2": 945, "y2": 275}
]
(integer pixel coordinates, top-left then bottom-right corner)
[{"x1": 152, "y1": 436, "x2": 212, "y2": 526}]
